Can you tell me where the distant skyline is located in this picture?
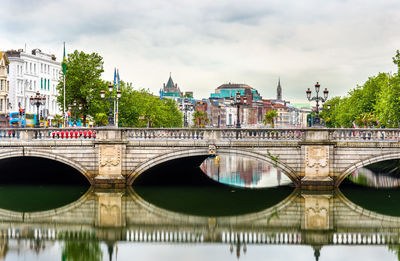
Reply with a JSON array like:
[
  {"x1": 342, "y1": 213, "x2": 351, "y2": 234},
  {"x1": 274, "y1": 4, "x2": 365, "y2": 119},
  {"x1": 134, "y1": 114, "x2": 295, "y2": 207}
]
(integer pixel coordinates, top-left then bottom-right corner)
[{"x1": 2, "y1": 0, "x2": 400, "y2": 102}]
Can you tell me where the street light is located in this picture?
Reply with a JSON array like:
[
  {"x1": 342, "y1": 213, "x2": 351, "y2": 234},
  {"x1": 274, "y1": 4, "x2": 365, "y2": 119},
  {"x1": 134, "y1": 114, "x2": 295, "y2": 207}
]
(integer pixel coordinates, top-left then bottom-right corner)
[
  {"x1": 230, "y1": 91, "x2": 247, "y2": 128},
  {"x1": 100, "y1": 84, "x2": 121, "y2": 127},
  {"x1": 29, "y1": 91, "x2": 46, "y2": 128},
  {"x1": 306, "y1": 82, "x2": 329, "y2": 127}
]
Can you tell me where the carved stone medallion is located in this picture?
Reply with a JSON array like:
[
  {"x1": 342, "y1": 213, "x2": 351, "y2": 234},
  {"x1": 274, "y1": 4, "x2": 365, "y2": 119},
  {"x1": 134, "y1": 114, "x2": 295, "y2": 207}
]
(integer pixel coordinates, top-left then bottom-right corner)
[
  {"x1": 99, "y1": 145, "x2": 122, "y2": 176},
  {"x1": 304, "y1": 146, "x2": 329, "y2": 177}
]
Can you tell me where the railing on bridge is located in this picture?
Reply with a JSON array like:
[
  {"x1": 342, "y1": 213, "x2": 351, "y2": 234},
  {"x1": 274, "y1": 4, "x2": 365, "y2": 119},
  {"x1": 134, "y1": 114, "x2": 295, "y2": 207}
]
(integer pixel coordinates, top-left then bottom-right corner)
[
  {"x1": 0, "y1": 128, "x2": 96, "y2": 140},
  {"x1": 330, "y1": 128, "x2": 400, "y2": 142},
  {"x1": 1, "y1": 127, "x2": 400, "y2": 142},
  {"x1": 123, "y1": 128, "x2": 303, "y2": 141}
]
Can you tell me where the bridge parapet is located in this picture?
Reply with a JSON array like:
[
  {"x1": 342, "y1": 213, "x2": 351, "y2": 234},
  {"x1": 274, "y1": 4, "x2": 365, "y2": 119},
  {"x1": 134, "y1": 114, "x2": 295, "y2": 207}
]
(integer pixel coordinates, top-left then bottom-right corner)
[
  {"x1": 122, "y1": 128, "x2": 303, "y2": 141},
  {"x1": 0, "y1": 128, "x2": 97, "y2": 141},
  {"x1": 1, "y1": 127, "x2": 400, "y2": 187},
  {"x1": 330, "y1": 128, "x2": 400, "y2": 142},
  {"x1": 1, "y1": 127, "x2": 400, "y2": 143}
]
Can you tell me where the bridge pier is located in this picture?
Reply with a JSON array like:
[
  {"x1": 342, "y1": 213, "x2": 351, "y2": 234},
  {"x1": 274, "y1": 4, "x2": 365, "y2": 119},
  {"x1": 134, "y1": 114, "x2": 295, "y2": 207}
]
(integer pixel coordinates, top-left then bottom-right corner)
[
  {"x1": 94, "y1": 130, "x2": 126, "y2": 188},
  {"x1": 300, "y1": 130, "x2": 334, "y2": 189}
]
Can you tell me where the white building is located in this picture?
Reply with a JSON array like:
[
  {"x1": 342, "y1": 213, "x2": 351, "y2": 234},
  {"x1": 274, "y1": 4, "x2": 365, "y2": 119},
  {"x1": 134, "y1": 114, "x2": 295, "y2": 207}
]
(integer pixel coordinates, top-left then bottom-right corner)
[
  {"x1": 0, "y1": 52, "x2": 9, "y2": 127},
  {"x1": 6, "y1": 49, "x2": 61, "y2": 120}
]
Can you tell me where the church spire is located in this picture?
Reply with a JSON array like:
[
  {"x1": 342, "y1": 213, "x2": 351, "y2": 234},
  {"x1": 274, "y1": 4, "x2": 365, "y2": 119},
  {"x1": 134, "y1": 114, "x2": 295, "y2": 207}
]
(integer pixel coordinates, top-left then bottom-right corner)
[{"x1": 277, "y1": 77, "x2": 282, "y2": 101}]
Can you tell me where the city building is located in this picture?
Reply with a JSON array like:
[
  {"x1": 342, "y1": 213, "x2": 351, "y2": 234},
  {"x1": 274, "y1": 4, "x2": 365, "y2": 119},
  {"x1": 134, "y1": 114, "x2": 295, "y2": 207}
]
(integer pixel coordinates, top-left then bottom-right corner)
[
  {"x1": 177, "y1": 97, "x2": 195, "y2": 127},
  {"x1": 0, "y1": 52, "x2": 9, "y2": 127},
  {"x1": 6, "y1": 48, "x2": 61, "y2": 120},
  {"x1": 210, "y1": 83, "x2": 262, "y2": 101},
  {"x1": 161, "y1": 73, "x2": 182, "y2": 99}
]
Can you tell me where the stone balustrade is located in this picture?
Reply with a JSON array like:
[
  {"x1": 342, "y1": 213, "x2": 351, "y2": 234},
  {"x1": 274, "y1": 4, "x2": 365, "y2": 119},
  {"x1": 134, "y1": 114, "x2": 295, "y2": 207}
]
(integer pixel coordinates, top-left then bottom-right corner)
[
  {"x1": 330, "y1": 128, "x2": 400, "y2": 142},
  {"x1": 1, "y1": 127, "x2": 400, "y2": 142}
]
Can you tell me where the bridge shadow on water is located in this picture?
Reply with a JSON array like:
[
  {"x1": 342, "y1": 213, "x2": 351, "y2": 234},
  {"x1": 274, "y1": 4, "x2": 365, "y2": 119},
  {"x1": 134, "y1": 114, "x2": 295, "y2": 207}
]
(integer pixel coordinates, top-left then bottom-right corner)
[
  {"x1": 133, "y1": 155, "x2": 294, "y2": 216},
  {"x1": 0, "y1": 156, "x2": 89, "y2": 212}
]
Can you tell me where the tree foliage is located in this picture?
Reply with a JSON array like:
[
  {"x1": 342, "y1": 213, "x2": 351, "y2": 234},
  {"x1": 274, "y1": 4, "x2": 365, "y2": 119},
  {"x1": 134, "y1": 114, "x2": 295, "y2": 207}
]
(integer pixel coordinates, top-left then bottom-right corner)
[
  {"x1": 57, "y1": 50, "x2": 183, "y2": 128},
  {"x1": 321, "y1": 51, "x2": 400, "y2": 128},
  {"x1": 56, "y1": 50, "x2": 106, "y2": 124},
  {"x1": 263, "y1": 110, "x2": 277, "y2": 128},
  {"x1": 192, "y1": 110, "x2": 209, "y2": 128},
  {"x1": 117, "y1": 86, "x2": 182, "y2": 127}
]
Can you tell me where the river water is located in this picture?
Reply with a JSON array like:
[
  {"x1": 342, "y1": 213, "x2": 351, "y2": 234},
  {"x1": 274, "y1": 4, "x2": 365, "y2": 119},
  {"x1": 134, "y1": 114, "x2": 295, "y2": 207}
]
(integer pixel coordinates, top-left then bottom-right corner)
[{"x1": 0, "y1": 155, "x2": 399, "y2": 261}]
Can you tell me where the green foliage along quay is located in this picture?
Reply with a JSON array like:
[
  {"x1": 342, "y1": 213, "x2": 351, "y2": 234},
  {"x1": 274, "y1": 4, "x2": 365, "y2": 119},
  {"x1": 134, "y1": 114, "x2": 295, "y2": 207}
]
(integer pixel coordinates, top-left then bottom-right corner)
[
  {"x1": 321, "y1": 50, "x2": 400, "y2": 128},
  {"x1": 263, "y1": 110, "x2": 277, "y2": 128},
  {"x1": 57, "y1": 50, "x2": 183, "y2": 127}
]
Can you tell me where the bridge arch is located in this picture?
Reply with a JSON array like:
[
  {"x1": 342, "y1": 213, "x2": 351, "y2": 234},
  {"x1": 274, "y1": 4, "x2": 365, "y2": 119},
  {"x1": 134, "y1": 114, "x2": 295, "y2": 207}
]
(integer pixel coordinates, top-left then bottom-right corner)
[
  {"x1": 127, "y1": 147, "x2": 298, "y2": 185},
  {"x1": 336, "y1": 152, "x2": 400, "y2": 186},
  {"x1": 0, "y1": 150, "x2": 92, "y2": 184}
]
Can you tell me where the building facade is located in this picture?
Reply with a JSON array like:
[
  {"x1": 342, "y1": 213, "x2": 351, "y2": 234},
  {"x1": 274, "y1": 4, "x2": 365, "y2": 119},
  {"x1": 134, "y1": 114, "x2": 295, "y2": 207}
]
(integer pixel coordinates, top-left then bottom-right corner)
[
  {"x1": 161, "y1": 74, "x2": 182, "y2": 99},
  {"x1": 0, "y1": 52, "x2": 9, "y2": 127},
  {"x1": 6, "y1": 49, "x2": 61, "y2": 120}
]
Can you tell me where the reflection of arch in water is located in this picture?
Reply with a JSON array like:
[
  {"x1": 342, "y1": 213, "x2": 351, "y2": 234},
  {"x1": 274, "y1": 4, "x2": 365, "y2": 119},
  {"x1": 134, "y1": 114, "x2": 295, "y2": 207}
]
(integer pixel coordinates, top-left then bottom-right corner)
[
  {"x1": 336, "y1": 189, "x2": 400, "y2": 222},
  {"x1": 0, "y1": 151, "x2": 91, "y2": 184},
  {"x1": 336, "y1": 153, "x2": 400, "y2": 186},
  {"x1": 0, "y1": 187, "x2": 93, "y2": 222},
  {"x1": 128, "y1": 148, "x2": 298, "y2": 185},
  {"x1": 126, "y1": 186, "x2": 299, "y2": 225}
]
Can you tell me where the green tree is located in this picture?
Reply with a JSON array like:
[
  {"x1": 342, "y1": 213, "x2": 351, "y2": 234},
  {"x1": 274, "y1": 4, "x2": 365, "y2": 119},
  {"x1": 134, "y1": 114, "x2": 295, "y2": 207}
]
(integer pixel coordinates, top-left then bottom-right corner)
[
  {"x1": 53, "y1": 114, "x2": 64, "y2": 127},
  {"x1": 321, "y1": 73, "x2": 389, "y2": 128},
  {"x1": 375, "y1": 73, "x2": 400, "y2": 127},
  {"x1": 57, "y1": 50, "x2": 106, "y2": 124},
  {"x1": 117, "y1": 85, "x2": 182, "y2": 128},
  {"x1": 263, "y1": 110, "x2": 277, "y2": 128},
  {"x1": 94, "y1": 113, "x2": 108, "y2": 126},
  {"x1": 193, "y1": 110, "x2": 209, "y2": 128}
]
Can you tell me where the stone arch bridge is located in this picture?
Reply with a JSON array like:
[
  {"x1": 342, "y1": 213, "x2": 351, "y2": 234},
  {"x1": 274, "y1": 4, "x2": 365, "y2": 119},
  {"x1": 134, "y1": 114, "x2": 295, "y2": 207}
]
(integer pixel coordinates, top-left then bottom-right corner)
[{"x1": 0, "y1": 127, "x2": 399, "y2": 187}]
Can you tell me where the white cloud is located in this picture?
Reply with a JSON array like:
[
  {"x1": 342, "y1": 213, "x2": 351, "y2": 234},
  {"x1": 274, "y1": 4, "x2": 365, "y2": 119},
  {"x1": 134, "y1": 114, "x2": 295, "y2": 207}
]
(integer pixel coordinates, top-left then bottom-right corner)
[{"x1": 2, "y1": 0, "x2": 400, "y2": 102}]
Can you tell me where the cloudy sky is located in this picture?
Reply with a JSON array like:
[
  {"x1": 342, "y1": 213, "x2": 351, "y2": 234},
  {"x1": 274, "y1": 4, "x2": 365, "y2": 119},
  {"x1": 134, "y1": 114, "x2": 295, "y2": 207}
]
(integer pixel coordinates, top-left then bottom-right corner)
[{"x1": 2, "y1": 0, "x2": 400, "y2": 102}]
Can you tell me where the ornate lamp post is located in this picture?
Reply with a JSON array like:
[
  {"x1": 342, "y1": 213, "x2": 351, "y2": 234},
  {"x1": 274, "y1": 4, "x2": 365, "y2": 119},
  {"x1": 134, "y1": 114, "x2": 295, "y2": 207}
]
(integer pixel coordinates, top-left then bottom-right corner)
[
  {"x1": 306, "y1": 82, "x2": 329, "y2": 127},
  {"x1": 230, "y1": 91, "x2": 247, "y2": 128},
  {"x1": 68, "y1": 101, "x2": 83, "y2": 126},
  {"x1": 100, "y1": 84, "x2": 121, "y2": 127},
  {"x1": 29, "y1": 91, "x2": 46, "y2": 128}
]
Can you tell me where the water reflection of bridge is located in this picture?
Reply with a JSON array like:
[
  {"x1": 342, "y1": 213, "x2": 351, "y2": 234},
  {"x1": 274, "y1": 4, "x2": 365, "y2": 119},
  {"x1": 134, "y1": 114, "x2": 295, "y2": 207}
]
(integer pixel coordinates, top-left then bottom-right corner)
[{"x1": 0, "y1": 187, "x2": 399, "y2": 248}]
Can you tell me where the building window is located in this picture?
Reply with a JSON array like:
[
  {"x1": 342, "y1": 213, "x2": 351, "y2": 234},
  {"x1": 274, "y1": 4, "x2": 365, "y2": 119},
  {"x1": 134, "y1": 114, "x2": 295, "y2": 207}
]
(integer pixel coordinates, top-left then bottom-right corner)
[
  {"x1": 48, "y1": 79, "x2": 50, "y2": 90},
  {"x1": 41, "y1": 78, "x2": 43, "y2": 89}
]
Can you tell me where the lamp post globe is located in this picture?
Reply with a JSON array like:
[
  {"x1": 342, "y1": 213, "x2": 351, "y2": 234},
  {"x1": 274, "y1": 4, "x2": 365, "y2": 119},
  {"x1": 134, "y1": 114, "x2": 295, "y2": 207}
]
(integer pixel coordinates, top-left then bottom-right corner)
[
  {"x1": 30, "y1": 91, "x2": 46, "y2": 128},
  {"x1": 100, "y1": 83, "x2": 121, "y2": 127},
  {"x1": 306, "y1": 82, "x2": 329, "y2": 127}
]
